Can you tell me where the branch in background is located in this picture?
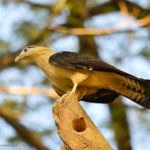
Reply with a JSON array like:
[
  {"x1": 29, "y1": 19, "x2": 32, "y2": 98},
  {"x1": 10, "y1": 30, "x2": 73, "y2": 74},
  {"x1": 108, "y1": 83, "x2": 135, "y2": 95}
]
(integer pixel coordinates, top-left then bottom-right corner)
[
  {"x1": 49, "y1": 10, "x2": 150, "y2": 36},
  {"x1": 47, "y1": 0, "x2": 68, "y2": 25},
  {"x1": 119, "y1": 1, "x2": 129, "y2": 16},
  {"x1": 0, "y1": 106, "x2": 22, "y2": 119},
  {"x1": 19, "y1": 0, "x2": 52, "y2": 9},
  {"x1": 137, "y1": 14, "x2": 150, "y2": 26},
  {"x1": 131, "y1": 6, "x2": 140, "y2": 18},
  {"x1": 0, "y1": 106, "x2": 49, "y2": 150},
  {"x1": 123, "y1": 0, "x2": 150, "y2": 18},
  {"x1": 118, "y1": 1, "x2": 150, "y2": 27},
  {"x1": 89, "y1": 0, "x2": 150, "y2": 18},
  {"x1": 49, "y1": 26, "x2": 125, "y2": 35},
  {"x1": 0, "y1": 86, "x2": 59, "y2": 99}
]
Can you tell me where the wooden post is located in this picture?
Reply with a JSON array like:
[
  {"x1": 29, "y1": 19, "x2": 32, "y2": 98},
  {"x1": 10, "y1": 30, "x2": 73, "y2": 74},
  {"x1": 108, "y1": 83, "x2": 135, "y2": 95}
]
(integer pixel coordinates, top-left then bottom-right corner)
[{"x1": 52, "y1": 93, "x2": 113, "y2": 150}]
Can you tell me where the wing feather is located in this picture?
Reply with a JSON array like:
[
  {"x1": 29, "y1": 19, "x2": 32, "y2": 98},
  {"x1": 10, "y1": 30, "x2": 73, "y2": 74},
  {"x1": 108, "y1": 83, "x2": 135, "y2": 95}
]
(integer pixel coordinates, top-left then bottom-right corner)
[{"x1": 49, "y1": 51, "x2": 133, "y2": 77}]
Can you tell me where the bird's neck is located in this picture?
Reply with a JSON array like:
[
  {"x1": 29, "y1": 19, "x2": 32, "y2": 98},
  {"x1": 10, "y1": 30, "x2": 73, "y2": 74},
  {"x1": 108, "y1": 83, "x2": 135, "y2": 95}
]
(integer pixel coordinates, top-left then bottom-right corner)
[{"x1": 34, "y1": 52, "x2": 55, "y2": 77}]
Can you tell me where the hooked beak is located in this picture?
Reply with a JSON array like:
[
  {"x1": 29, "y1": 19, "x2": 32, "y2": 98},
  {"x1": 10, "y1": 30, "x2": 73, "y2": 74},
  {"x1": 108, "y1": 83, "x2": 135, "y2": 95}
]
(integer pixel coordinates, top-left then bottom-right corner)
[{"x1": 15, "y1": 54, "x2": 24, "y2": 62}]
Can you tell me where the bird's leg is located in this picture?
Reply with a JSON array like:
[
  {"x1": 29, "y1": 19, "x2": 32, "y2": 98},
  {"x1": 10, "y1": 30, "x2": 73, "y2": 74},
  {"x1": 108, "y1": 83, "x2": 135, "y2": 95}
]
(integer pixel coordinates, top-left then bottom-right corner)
[
  {"x1": 69, "y1": 72, "x2": 88, "y2": 98},
  {"x1": 71, "y1": 82, "x2": 78, "y2": 95}
]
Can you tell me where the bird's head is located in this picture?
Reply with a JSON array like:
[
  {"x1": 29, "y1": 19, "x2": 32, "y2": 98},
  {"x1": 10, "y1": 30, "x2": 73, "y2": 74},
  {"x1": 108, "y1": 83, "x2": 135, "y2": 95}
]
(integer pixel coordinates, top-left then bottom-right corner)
[{"x1": 15, "y1": 45, "x2": 54, "y2": 63}]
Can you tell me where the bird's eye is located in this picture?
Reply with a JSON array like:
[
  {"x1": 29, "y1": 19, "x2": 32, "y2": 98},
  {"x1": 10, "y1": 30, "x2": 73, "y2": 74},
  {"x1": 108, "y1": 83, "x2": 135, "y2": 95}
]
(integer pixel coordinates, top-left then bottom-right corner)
[{"x1": 24, "y1": 48, "x2": 28, "y2": 52}]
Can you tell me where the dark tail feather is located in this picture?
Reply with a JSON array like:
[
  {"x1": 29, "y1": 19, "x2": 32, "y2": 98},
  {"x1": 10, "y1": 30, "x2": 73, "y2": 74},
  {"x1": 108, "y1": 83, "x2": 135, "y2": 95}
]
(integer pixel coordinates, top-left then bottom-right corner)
[
  {"x1": 130, "y1": 79, "x2": 150, "y2": 109},
  {"x1": 114, "y1": 75, "x2": 150, "y2": 109}
]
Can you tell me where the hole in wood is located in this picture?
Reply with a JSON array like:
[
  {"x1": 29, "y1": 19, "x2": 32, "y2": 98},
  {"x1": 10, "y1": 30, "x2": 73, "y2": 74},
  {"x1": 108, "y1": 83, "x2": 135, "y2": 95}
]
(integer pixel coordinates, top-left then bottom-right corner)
[{"x1": 72, "y1": 117, "x2": 86, "y2": 132}]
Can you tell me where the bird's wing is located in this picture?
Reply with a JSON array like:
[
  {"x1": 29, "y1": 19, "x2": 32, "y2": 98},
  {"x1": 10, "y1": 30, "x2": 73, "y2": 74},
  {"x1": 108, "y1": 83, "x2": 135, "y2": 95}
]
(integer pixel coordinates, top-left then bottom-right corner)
[
  {"x1": 49, "y1": 51, "x2": 123, "y2": 103},
  {"x1": 49, "y1": 51, "x2": 133, "y2": 77}
]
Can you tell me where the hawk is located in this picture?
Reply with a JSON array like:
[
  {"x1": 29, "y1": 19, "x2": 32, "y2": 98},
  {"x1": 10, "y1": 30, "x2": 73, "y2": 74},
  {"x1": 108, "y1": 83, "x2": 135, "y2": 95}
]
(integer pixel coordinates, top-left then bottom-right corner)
[{"x1": 15, "y1": 46, "x2": 150, "y2": 109}]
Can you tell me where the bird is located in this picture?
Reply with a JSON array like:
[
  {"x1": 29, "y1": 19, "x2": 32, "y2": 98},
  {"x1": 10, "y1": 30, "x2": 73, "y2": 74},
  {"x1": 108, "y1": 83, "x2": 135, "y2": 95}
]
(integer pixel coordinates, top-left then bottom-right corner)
[{"x1": 15, "y1": 45, "x2": 150, "y2": 109}]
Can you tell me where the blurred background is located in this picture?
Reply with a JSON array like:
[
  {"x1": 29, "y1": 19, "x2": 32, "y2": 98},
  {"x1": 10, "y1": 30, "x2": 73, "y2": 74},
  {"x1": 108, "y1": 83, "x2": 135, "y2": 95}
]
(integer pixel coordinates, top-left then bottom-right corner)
[{"x1": 0, "y1": 0, "x2": 150, "y2": 150}]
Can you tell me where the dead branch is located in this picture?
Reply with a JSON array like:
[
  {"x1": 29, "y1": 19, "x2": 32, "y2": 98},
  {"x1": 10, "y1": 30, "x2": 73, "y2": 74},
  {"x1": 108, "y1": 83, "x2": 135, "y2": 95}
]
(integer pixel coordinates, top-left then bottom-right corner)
[{"x1": 52, "y1": 93, "x2": 113, "y2": 150}]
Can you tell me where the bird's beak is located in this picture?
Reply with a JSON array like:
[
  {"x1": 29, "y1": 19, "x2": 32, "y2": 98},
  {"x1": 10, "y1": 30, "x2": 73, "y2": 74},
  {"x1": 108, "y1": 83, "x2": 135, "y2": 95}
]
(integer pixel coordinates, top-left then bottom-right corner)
[{"x1": 15, "y1": 54, "x2": 24, "y2": 62}]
